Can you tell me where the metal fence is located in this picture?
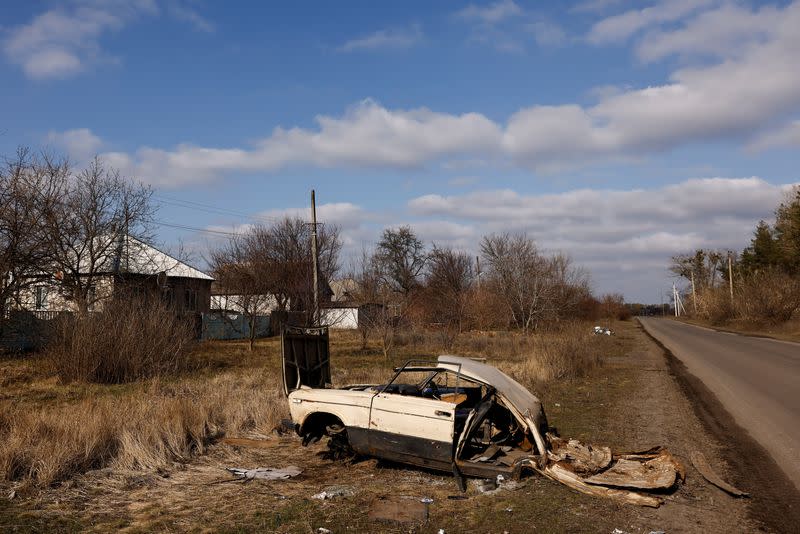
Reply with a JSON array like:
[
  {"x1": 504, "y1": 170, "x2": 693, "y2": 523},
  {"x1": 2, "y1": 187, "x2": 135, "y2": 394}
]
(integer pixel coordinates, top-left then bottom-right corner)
[{"x1": 200, "y1": 312, "x2": 271, "y2": 341}]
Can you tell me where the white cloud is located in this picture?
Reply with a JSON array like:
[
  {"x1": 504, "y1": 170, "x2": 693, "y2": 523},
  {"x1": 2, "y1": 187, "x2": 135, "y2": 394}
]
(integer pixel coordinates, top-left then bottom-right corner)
[
  {"x1": 636, "y1": 3, "x2": 782, "y2": 62},
  {"x1": 3, "y1": 1, "x2": 210, "y2": 79},
  {"x1": 47, "y1": 128, "x2": 104, "y2": 159},
  {"x1": 587, "y1": 0, "x2": 717, "y2": 44},
  {"x1": 455, "y1": 0, "x2": 523, "y2": 24},
  {"x1": 748, "y1": 120, "x2": 800, "y2": 152},
  {"x1": 338, "y1": 24, "x2": 422, "y2": 52},
  {"x1": 407, "y1": 178, "x2": 799, "y2": 299},
  {"x1": 48, "y1": 1, "x2": 800, "y2": 186}
]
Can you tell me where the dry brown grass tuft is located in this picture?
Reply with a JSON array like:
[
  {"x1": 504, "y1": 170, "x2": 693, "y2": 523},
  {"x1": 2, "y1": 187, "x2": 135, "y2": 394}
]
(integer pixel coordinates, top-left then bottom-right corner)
[
  {"x1": 46, "y1": 297, "x2": 196, "y2": 384},
  {"x1": 0, "y1": 372, "x2": 287, "y2": 488}
]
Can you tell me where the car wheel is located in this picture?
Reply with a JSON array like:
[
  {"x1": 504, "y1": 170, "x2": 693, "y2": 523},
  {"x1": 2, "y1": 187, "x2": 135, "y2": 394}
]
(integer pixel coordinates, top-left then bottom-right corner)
[{"x1": 324, "y1": 423, "x2": 354, "y2": 460}]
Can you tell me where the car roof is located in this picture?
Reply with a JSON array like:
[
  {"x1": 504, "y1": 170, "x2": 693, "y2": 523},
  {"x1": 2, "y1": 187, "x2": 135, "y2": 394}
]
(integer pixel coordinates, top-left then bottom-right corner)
[{"x1": 437, "y1": 354, "x2": 544, "y2": 420}]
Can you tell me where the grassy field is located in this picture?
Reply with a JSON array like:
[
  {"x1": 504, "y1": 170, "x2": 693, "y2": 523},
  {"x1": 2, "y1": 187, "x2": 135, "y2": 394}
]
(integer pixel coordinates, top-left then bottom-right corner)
[{"x1": 0, "y1": 321, "x2": 640, "y2": 532}]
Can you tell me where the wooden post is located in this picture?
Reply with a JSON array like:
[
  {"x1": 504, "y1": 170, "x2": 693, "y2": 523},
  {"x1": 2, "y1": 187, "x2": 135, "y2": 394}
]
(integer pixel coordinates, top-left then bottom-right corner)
[
  {"x1": 311, "y1": 190, "x2": 319, "y2": 327},
  {"x1": 728, "y1": 252, "x2": 734, "y2": 304}
]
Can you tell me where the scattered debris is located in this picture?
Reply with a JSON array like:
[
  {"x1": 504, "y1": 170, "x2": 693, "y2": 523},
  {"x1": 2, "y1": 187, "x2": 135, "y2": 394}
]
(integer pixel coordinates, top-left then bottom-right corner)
[
  {"x1": 474, "y1": 478, "x2": 497, "y2": 493},
  {"x1": 226, "y1": 466, "x2": 302, "y2": 481},
  {"x1": 420, "y1": 497, "x2": 434, "y2": 504},
  {"x1": 611, "y1": 529, "x2": 630, "y2": 534},
  {"x1": 311, "y1": 485, "x2": 356, "y2": 500},
  {"x1": 691, "y1": 451, "x2": 749, "y2": 497},
  {"x1": 594, "y1": 326, "x2": 613, "y2": 336},
  {"x1": 316, "y1": 528, "x2": 332, "y2": 534},
  {"x1": 446, "y1": 495, "x2": 468, "y2": 500},
  {"x1": 368, "y1": 495, "x2": 429, "y2": 524},
  {"x1": 540, "y1": 436, "x2": 684, "y2": 507},
  {"x1": 7, "y1": 490, "x2": 16, "y2": 500}
]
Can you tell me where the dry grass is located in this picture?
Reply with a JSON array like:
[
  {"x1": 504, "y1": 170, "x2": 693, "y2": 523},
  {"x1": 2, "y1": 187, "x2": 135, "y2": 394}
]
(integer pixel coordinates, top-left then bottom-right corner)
[
  {"x1": 0, "y1": 321, "x2": 609, "y2": 491},
  {"x1": 692, "y1": 269, "x2": 800, "y2": 327},
  {"x1": 0, "y1": 371, "x2": 286, "y2": 489},
  {"x1": 46, "y1": 298, "x2": 196, "y2": 384}
]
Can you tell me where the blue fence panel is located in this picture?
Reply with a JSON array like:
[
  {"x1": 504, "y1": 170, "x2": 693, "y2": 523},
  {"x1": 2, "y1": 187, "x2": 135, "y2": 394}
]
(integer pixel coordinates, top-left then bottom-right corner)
[{"x1": 201, "y1": 313, "x2": 271, "y2": 341}]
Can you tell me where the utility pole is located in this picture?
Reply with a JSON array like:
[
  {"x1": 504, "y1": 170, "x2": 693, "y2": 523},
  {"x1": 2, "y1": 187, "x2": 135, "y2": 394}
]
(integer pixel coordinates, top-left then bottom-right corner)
[
  {"x1": 475, "y1": 256, "x2": 481, "y2": 288},
  {"x1": 728, "y1": 251, "x2": 734, "y2": 304},
  {"x1": 310, "y1": 190, "x2": 320, "y2": 327},
  {"x1": 690, "y1": 270, "x2": 697, "y2": 315}
]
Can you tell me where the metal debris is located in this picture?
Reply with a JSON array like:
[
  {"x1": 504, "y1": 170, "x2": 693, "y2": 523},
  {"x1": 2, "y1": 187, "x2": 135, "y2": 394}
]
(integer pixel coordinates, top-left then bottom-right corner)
[
  {"x1": 691, "y1": 451, "x2": 749, "y2": 497},
  {"x1": 540, "y1": 436, "x2": 684, "y2": 507},
  {"x1": 311, "y1": 485, "x2": 356, "y2": 500},
  {"x1": 226, "y1": 466, "x2": 302, "y2": 480}
]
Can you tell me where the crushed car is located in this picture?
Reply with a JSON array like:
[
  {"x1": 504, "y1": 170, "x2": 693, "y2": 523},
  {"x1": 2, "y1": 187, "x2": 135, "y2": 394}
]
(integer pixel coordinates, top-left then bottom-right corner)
[{"x1": 282, "y1": 327, "x2": 682, "y2": 506}]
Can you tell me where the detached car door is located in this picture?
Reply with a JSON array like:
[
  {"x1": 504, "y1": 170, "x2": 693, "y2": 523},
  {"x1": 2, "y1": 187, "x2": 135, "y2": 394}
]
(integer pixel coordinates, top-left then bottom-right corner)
[{"x1": 368, "y1": 392, "x2": 456, "y2": 469}]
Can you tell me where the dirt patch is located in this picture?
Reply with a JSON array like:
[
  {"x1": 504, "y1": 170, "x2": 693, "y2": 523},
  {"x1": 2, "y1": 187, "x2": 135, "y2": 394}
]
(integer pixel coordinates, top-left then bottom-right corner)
[{"x1": 640, "y1": 320, "x2": 800, "y2": 533}]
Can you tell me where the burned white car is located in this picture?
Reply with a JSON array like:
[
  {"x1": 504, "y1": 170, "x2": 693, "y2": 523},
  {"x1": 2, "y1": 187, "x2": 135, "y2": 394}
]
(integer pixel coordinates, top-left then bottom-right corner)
[{"x1": 282, "y1": 327, "x2": 684, "y2": 506}]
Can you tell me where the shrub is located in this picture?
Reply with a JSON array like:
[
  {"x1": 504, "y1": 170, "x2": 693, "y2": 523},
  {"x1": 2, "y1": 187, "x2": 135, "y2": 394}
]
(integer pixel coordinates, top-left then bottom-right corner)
[{"x1": 46, "y1": 297, "x2": 196, "y2": 383}]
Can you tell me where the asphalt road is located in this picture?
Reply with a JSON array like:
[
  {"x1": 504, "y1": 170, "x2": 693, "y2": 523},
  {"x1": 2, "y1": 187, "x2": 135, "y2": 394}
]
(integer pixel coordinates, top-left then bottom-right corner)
[{"x1": 638, "y1": 317, "x2": 800, "y2": 490}]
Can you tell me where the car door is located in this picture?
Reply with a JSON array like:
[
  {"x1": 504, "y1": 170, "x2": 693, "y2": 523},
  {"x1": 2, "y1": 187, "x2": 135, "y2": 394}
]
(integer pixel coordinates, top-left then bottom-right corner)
[{"x1": 368, "y1": 390, "x2": 456, "y2": 468}]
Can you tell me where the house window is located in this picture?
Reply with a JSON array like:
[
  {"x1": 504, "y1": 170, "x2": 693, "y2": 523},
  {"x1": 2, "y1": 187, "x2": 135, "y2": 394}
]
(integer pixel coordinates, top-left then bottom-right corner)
[
  {"x1": 184, "y1": 288, "x2": 197, "y2": 312},
  {"x1": 34, "y1": 286, "x2": 48, "y2": 310}
]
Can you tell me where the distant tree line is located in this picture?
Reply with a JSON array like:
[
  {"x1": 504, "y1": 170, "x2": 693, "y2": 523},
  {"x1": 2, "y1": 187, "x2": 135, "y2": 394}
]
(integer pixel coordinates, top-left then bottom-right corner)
[
  {"x1": 212, "y1": 218, "x2": 612, "y2": 356},
  {"x1": 670, "y1": 187, "x2": 800, "y2": 325}
]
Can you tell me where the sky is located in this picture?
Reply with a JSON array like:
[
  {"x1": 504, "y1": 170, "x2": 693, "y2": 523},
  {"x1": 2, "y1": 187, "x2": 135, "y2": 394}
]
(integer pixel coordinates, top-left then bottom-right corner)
[{"x1": 2, "y1": 0, "x2": 799, "y2": 303}]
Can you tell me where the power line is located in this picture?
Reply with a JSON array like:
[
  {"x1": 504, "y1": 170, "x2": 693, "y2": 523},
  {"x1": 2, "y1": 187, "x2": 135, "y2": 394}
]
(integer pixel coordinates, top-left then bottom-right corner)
[
  {"x1": 153, "y1": 194, "x2": 278, "y2": 224},
  {"x1": 153, "y1": 220, "x2": 241, "y2": 237}
]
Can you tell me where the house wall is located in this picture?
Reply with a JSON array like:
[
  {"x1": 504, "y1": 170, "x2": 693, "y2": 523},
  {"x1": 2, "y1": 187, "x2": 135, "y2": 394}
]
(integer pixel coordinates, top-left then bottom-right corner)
[
  {"x1": 14, "y1": 275, "x2": 211, "y2": 314},
  {"x1": 210, "y1": 294, "x2": 276, "y2": 315},
  {"x1": 321, "y1": 307, "x2": 359, "y2": 329},
  {"x1": 15, "y1": 276, "x2": 114, "y2": 313}
]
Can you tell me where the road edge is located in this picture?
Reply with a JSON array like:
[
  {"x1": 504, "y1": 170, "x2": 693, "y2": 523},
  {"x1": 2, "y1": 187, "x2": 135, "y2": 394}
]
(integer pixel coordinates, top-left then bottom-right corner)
[
  {"x1": 668, "y1": 316, "x2": 800, "y2": 346},
  {"x1": 636, "y1": 318, "x2": 800, "y2": 533}
]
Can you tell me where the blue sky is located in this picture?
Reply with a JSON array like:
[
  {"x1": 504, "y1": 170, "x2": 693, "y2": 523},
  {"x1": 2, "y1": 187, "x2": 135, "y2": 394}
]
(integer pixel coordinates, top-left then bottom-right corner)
[{"x1": 2, "y1": 0, "x2": 799, "y2": 302}]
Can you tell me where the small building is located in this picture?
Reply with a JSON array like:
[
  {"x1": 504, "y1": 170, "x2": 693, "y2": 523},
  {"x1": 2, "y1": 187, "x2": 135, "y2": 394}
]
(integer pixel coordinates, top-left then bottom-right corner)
[{"x1": 16, "y1": 236, "x2": 213, "y2": 315}]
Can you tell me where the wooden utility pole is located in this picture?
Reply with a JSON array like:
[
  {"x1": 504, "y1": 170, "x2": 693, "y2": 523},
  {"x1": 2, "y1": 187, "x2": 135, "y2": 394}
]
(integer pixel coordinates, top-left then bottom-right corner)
[
  {"x1": 728, "y1": 252, "x2": 734, "y2": 304},
  {"x1": 310, "y1": 190, "x2": 320, "y2": 327},
  {"x1": 691, "y1": 270, "x2": 697, "y2": 315},
  {"x1": 475, "y1": 256, "x2": 481, "y2": 288}
]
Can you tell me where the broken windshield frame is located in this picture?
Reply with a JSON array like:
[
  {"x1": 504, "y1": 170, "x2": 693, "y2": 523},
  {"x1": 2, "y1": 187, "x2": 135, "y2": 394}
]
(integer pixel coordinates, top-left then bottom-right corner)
[{"x1": 378, "y1": 359, "x2": 463, "y2": 398}]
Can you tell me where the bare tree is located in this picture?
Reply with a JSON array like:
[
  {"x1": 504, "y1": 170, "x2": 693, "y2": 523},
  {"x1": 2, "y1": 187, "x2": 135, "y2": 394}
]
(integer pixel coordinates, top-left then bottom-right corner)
[
  {"x1": 0, "y1": 149, "x2": 66, "y2": 325},
  {"x1": 480, "y1": 233, "x2": 557, "y2": 334},
  {"x1": 211, "y1": 217, "x2": 342, "y2": 330},
  {"x1": 425, "y1": 246, "x2": 474, "y2": 348},
  {"x1": 209, "y1": 230, "x2": 275, "y2": 351},
  {"x1": 373, "y1": 226, "x2": 427, "y2": 296},
  {"x1": 262, "y1": 217, "x2": 341, "y2": 318},
  {"x1": 42, "y1": 158, "x2": 155, "y2": 315},
  {"x1": 348, "y1": 248, "x2": 387, "y2": 352}
]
